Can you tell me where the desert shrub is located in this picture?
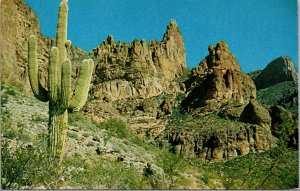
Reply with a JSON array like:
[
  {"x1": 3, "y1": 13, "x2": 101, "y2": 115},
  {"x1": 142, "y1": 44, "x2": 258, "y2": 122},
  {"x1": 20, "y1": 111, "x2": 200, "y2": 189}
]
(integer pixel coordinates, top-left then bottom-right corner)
[
  {"x1": 65, "y1": 156, "x2": 142, "y2": 189},
  {"x1": 1, "y1": 138, "x2": 63, "y2": 189},
  {"x1": 68, "y1": 111, "x2": 89, "y2": 125},
  {"x1": 67, "y1": 131, "x2": 78, "y2": 139},
  {"x1": 82, "y1": 132, "x2": 90, "y2": 137},
  {"x1": 31, "y1": 114, "x2": 47, "y2": 122},
  {"x1": 257, "y1": 81, "x2": 297, "y2": 110},
  {"x1": 68, "y1": 112, "x2": 97, "y2": 131},
  {"x1": 221, "y1": 147, "x2": 298, "y2": 189},
  {"x1": 5, "y1": 87, "x2": 17, "y2": 96},
  {"x1": 177, "y1": 67, "x2": 191, "y2": 83},
  {"x1": 195, "y1": 143, "x2": 298, "y2": 190},
  {"x1": 2, "y1": 116, "x2": 31, "y2": 142},
  {"x1": 86, "y1": 141, "x2": 95, "y2": 147},
  {"x1": 157, "y1": 149, "x2": 186, "y2": 189},
  {"x1": 97, "y1": 118, "x2": 129, "y2": 139},
  {"x1": 1, "y1": 92, "x2": 9, "y2": 105}
]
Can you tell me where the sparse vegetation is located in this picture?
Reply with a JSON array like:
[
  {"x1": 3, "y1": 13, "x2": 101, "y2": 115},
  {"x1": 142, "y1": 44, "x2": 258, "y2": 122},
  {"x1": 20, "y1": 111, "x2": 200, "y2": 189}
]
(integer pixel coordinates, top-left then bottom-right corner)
[
  {"x1": 1, "y1": 83, "x2": 299, "y2": 189},
  {"x1": 159, "y1": 150, "x2": 186, "y2": 189},
  {"x1": 196, "y1": 146, "x2": 298, "y2": 190},
  {"x1": 257, "y1": 81, "x2": 297, "y2": 111}
]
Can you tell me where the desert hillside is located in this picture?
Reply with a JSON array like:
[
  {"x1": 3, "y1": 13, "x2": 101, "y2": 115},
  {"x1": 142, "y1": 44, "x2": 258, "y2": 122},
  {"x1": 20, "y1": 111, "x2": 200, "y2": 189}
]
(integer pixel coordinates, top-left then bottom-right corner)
[{"x1": 1, "y1": 0, "x2": 298, "y2": 189}]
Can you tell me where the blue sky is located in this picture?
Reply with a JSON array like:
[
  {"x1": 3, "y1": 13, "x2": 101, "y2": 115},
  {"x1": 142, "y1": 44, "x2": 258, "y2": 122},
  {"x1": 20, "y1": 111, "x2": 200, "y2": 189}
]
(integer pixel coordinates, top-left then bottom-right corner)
[{"x1": 24, "y1": 0, "x2": 298, "y2": 73}]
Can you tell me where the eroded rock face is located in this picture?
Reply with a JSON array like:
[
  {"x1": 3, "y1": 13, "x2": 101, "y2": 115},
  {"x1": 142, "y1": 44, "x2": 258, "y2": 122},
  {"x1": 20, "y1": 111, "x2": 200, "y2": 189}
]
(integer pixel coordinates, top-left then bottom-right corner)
[
  {"x1": 1, "y1": 0, "x2": 48, "y2": 90},
  {"x1": 165, "y1": 115, "x2": 274, "y2": 161},
  {"x1": 254, "y1": 56, "x2": 297, "y2": 90},
  {"x1": 90, "y1": 19, "x2": 186, "y2": 101},
  {"x1": 164, "y1": 100, "x2": 274, "y2": 161},
  {"x1": 182, "y1": 41, "x2": 256, "y2": 111},
  {"x1": 163, "y1": 42, "x2": 276, "y2": 161},
  {"x1": 0, "y1": 0, "x2": 89, "y2": 91},
  {"x1": 85, "y1": 20, "x2": 187, "y2": 135}
]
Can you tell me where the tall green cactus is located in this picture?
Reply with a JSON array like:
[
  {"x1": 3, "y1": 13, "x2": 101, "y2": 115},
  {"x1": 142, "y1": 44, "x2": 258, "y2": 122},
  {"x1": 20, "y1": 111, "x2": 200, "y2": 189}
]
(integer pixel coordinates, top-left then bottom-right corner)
[{"x1": 28, "y1": 0, "x2": 94, "y2": 161}]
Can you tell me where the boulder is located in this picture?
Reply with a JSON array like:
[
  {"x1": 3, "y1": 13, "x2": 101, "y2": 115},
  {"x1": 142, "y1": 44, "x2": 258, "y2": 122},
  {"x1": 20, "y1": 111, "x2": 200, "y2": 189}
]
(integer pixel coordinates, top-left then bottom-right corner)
[{"x1": 240, "y1": 100, "x2": 271, "y2": 126}]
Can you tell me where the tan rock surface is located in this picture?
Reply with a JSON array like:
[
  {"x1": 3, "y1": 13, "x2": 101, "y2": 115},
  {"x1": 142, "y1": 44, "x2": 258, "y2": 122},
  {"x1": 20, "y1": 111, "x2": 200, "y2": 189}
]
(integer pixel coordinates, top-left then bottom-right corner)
[
  {"x1": 183, "y1": 41, "x2": 256, "y2": 111},
  {"x1": 0, "y1": 0, "x2": 89, "y2": 92}
]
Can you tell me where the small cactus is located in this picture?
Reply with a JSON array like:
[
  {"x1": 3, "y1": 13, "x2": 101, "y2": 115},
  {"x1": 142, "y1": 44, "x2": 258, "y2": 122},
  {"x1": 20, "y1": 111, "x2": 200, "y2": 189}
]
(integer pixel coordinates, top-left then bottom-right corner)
[{"x1": 28, "y1": 0, "x2": 94, "y2": 161}]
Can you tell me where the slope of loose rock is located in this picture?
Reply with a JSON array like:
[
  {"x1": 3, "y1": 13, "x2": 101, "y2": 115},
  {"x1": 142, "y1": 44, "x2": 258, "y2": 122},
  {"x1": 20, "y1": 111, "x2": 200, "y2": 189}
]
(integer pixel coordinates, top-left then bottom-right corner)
[{"x1": 1, "y1": 85, "x2": 218, "y2": 189}]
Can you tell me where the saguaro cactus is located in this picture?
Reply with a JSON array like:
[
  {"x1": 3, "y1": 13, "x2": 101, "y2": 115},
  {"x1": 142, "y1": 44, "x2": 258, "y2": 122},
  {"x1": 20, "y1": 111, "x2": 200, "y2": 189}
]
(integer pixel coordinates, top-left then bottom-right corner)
[{"x1": 28, "y1": 0, "x2": 94, "y2": 161}]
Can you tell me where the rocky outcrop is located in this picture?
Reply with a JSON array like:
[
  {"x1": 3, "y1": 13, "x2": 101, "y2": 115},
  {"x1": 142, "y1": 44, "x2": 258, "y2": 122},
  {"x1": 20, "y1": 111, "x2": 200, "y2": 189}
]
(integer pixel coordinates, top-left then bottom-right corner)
[
  {"x1": 164, "y1": 44, "x2": 277, "y2": 160},
  {"x1": 92, "y1": 20, "x2": 186, "y2": 80},
  {"x1": 165, "y1": 113, "x2": 274, "y2": 161},
  {"x1": 0, "y1": 0, "x2": 89, "y2": 92},
  {"x1": 269, "y1": 105, "x2": 298, "y2": 147},
  {"x1": 182, "y1": 41, "x2": 256, "y2": 111},
  {"x1": 240, "y1": 100, "x2": 271, "y2": 126},
  {"x1": 84, "y1": 20, "x2": 187, "y2": 135},
  {"x1": 254, "y1": 56, "x2": 297, "y2": 90},
  {"x1": 1, "y1": 0, "x2": 47, "y2": 89},
  {"x1": 164, "y1": 101, "x2": 274, "y2": 161},
  {"x1": 90, "y1": 19, "x2": 186, "y2": 101}
]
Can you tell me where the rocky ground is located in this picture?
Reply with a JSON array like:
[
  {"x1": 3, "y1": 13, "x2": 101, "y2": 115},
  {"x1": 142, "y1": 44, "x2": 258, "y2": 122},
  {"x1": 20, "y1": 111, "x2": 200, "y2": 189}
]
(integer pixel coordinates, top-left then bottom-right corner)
[{"x1": 2, "y1": 85, "x2": 219, "y2": 189}]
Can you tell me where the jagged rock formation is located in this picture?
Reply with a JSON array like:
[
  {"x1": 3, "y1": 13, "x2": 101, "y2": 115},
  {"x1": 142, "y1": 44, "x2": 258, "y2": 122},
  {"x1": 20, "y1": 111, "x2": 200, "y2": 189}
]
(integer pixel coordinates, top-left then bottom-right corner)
[
  {"x1": 89, "y1": 19, "x2": 186, "y2": 102},
  {"x1": 254, "y1": 56, "x2": 297, "y2": 90},
  {"x1": 1, "y1": 0, "x2": 187, "y2": 138},
  {"x1": 84, "y1": 19, "x2": 187, "y2": 135},
  {"x1": 162, "y1": 42, "x2": 277, "y2": 161},
  {"x1": 182, "y1": 41, "x2": 256, "y2": 111},
  {"x1": 0, "y1": 0, "x2": 88, "y2": 92}
]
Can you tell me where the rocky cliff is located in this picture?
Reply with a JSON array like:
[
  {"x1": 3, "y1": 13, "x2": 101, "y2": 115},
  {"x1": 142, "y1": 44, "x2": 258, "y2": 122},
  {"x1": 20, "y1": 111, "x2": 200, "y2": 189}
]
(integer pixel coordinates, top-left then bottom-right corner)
[
  {"x1": 182, "y1": 41, "x2": 256, "y2": 112},
  {"x1": 0, "y1": 0, "x2": 89, "y2": 92},
  {"x1": 90, "y1": 19, "x2": 186, "y2": 101},
  {"x1": 84, "y1": 19, "x2": 187, "y2": 136},
  {"x1": 162, "y1": 42, "x2": 274, "y2": 161}
]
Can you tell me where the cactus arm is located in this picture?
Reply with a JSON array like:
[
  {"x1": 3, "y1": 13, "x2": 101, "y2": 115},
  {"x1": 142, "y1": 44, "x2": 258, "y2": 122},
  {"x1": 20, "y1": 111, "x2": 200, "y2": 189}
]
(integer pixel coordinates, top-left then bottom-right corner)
[
  {"x1": 28, "y1": 35, "x2": 48, "y2": 102},
  {"x1": 68, "y1": 59, "x2": 94, "y2": 111},
  {"x1": 56, "y1": 0, "x2": 68, "y2": 64},
  {"x1": 48, "y1": 47, "x2": 59, "y2": 102},
  {"x1": 61, "y1": 59, "x2": 72, "y2": 108}
]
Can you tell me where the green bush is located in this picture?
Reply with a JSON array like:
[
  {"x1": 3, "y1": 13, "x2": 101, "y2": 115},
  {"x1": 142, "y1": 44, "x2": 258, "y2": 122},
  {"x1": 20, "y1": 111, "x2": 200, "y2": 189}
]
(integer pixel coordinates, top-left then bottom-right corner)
[
  {"x1": 31, "y1": 114, "x2": 47, "y2": 122},
  {"x1": 1, "y1": 139, "x2": 62, "y2": 189},
  {"x1": 65, "y1": 156, "x2": 142, "y2": 189},
  {"x1": 2, "y1": 116, "x2": 31, "y2": 142},
  {"x1": 97, "y1": 119, "x2": 129, "y2": 139},
  {"x1": 157, "y1": 149, "x2": 186, "y2": 189},
  {"x1": 86, "y1": 141, "x2": 95, "y2": 147},
  {"x1": 67, "y1": 131, "x2": 78, "y2": 139},
  {"x1": 68, "y1": 112, "x2": 89, "y2": 125},
  {"x1": 198, "y1": 147, "x2": 298, "y2": 190}
]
